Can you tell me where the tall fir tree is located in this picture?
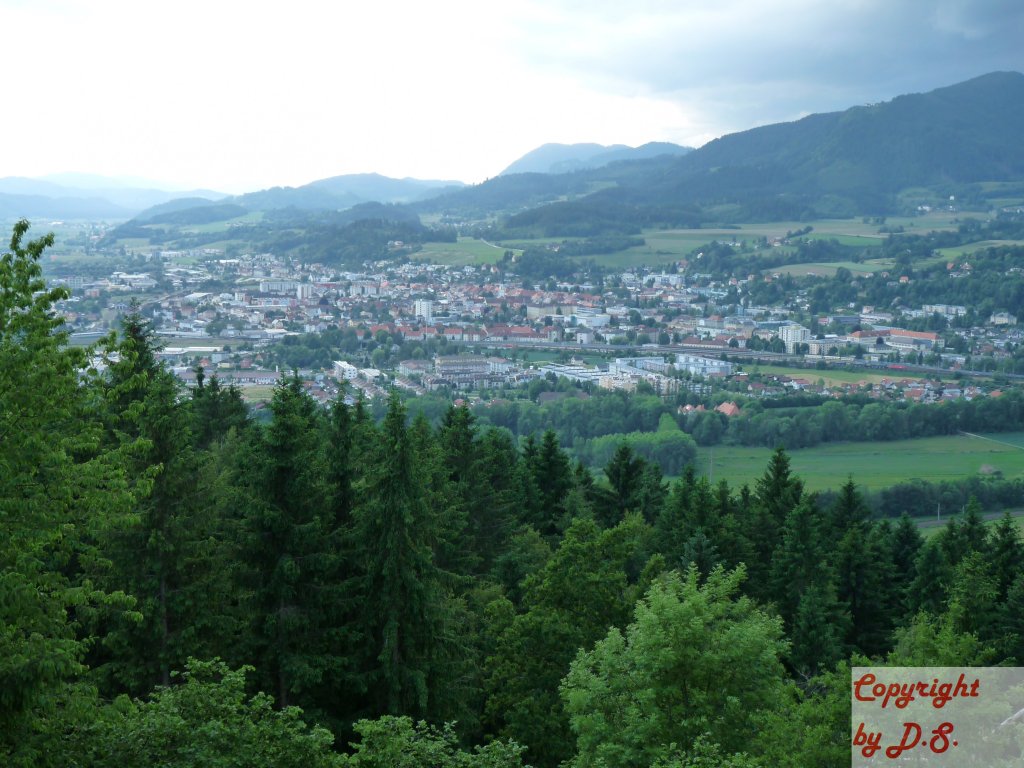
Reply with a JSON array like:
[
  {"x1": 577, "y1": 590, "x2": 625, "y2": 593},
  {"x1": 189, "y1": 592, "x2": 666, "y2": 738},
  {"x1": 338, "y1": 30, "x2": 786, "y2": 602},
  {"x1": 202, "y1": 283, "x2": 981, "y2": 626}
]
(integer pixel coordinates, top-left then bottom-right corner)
[
  {"x1": 749, "y1": 448, "x2": 803, "y2": 600},
  {"x1": 352, "y1": 391, "x2": 469, "y2": 722},
  {"x1": 237, "y1": 374, "x2": 353, "y2": 721}
]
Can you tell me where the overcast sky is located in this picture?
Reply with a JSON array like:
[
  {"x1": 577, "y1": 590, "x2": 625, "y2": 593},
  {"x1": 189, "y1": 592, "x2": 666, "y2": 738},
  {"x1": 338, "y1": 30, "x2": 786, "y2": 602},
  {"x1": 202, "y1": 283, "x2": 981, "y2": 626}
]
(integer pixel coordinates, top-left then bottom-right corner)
[{"x1": 2, "y1": 0, "x2": 1022, "y2": 193}]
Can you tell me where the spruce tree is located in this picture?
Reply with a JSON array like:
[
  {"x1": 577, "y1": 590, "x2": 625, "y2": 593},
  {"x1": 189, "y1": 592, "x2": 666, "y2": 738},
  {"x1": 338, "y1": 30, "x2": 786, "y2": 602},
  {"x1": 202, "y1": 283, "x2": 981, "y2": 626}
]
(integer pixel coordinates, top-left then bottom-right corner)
[
  {"x1": 908, "y1": 538, "x2": 952, "y2": 616},
  {"x1": 989, "y1": 511, "x2": 1023, "y2": 601},
  {"x1": 352, "y1": 391, "x2": 467, "y2": 720},
  {"x1": 237, "y1": 374, "x2": 351, "y2": 719}
]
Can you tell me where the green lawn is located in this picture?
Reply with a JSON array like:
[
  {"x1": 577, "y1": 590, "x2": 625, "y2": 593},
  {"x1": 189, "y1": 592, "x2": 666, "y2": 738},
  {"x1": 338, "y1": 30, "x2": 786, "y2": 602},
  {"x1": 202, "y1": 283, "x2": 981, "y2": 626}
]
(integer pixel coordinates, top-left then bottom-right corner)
[
  {"x1": 740, "y1": 363, "x2": 947, "y2": 388},
  {"x1": 416, "y1": 237, "x2": 513, "y2": 266},
  {"x1": 694, "y1": 432, "x2": 1024, "y2": 492},
  {"x1": 937, "y1": 240, "x2": 1024, "y2": 258},
  {"x1": 181, "y1": 211, "x2": 265, "y2": 234}
]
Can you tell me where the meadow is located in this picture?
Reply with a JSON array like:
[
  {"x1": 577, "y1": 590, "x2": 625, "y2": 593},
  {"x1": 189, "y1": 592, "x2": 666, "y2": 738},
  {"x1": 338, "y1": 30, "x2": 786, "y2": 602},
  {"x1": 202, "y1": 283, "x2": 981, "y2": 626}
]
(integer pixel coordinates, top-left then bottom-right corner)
[
  {"x1": 692, "y1": 432, "x2": 1024, "y2": 492},
  {"x1": 416, "y1": 237, "x2": 513, "y2": 266},
  {"x1": 738, "y1": 363, "x2": 953, "y2": 388}
]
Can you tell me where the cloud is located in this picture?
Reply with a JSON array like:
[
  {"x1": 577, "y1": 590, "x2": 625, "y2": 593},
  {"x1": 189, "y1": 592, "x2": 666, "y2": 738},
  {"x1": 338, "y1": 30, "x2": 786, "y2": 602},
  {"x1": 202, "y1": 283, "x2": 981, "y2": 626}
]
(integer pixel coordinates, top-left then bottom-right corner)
[
  {"x1": 0, "y1": 0, "x2": 1020, "y2": 190},
  {"x1": 503, "y1": 0, "x2": 1024, "y2": 133}
]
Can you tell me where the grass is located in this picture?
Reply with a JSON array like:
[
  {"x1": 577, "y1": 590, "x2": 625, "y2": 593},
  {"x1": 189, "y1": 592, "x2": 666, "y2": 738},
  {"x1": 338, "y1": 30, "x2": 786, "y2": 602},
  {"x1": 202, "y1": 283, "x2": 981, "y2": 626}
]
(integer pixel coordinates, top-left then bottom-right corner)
[
  {"x1": 937, "y1": 240, "x2": 1024, "y2": 258},
  {"x1": 693, "y1": 432, "x2": 1024, "y2": 492},
  {"x1": 739, "y1": 363, "x2": 946, "y2": 388},
  {"x1": 416, "y1": 237, "x2": 513, "y2": 266},
  {"x1": 237, "y1": 384, "x2": 277, "y2": 404},
  {"x1": 180, "y1": 211, "x2": 265, "y2": 234},
  {"x1": 769, "y1": 260, "x2": 889, "y2": 278}
]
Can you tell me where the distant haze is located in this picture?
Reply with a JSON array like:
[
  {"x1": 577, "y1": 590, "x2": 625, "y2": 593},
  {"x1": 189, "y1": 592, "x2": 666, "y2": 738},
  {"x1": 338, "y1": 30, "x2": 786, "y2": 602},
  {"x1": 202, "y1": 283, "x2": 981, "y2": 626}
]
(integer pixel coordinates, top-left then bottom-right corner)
[{"x1": 2, "y1": 0, "x2": 1021, "y2": 192}]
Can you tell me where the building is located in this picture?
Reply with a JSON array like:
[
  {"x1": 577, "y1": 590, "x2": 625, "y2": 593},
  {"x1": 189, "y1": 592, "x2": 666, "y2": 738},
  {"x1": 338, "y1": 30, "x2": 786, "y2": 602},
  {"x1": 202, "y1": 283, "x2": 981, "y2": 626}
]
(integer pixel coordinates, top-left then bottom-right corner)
[
  {"x1": 779, "y1": 324, "x2": 811, "y2": 353},
  {"x1": 673, "y1": 354, "x2": 734, "y2": 377},
  {"x1": 333, "y1": 360, "x2": 358, "y2": 380},
  {"x1": 434, "y1": 356, "x2": 490, "y2": 389},
  {"x1": 413, "y1": 299, "x2": 434, "y2": 323}
]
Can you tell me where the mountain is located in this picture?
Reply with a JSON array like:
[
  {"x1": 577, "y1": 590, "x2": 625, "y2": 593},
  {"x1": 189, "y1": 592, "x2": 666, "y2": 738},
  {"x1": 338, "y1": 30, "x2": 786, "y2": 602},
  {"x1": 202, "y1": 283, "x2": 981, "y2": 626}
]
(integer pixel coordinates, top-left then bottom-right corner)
[
  {"x1": 658, "y1": 71, "x2": 1024, "y2": 202},
  {"x1": 499, "y1": 142, "x2": 691, "y2": 175},
  {"x1": 0, "y1": 192, "x2": 134, "y2": 221},
  {"x1": 421, "y1": 71, "x2": 1024, "y2": 227},
  {"x1": 231, "y1": 172, "x2": 464, "y2": 212},
  {"x1": 0, "y1": 176, "x2": 227, "y2": 220},
  {"x1": 125, "y1": 173, "x2": 468, "y2": 226}
]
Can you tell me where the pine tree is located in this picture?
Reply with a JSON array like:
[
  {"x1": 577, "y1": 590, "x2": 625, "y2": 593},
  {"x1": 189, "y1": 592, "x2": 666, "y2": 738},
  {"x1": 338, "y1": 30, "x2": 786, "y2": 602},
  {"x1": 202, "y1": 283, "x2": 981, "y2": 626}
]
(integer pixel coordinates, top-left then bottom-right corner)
[
  {"x1": 237, "y1": 374, "x2": 352, "y2": 718},
  {"x1": 352, "y1": 391, "x2": 467, "y2": 720},
  {"x1": 908, "y1": 538, "x2": 951, "y2": 616},
  {"x1": 890, "y1": 513, "x2": 924, "y2": 615},
  {"x1": 749, "y1": 448, "x2": 803, "y2": 599},
  {"x1": 789, "y1": 582, "x2": 846, "y2": 676},
  {"x1": 998, "y1": 574, "x2": 1024, "y2": 663},
  {"x1": 768, "y1": 497, "x2": 827, "y2": 624},
  {"x1": 191, "y1": 368, "x2": 248, "y2": 449},
  {"x1": 830, "y1": 477, "x2": 870, "y2": 535},
  {"x1": 989, "y1": 511, "x2": 1023, "y2": 601},
  {"x1": 834, "y1": 520, "x2": 898, "y2": 657},
  {"x1": 599, "y1": 443, "x2": 646, "y2": 526},
  {"x1": 531, "y1": 430, "x2": 574, "y2": 535}
]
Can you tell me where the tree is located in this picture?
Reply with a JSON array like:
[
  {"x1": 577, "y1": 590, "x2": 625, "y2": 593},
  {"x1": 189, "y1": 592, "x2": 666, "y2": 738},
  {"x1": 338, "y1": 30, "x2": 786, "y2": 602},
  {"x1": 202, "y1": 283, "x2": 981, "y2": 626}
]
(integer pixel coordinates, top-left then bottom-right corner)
[
  {"x1": 340, "y1": 716, "x2": 526, "y2": 767},
  {"x1": 748, "y1": 448, "x2": 802, "y2": 599},
  {"x1": 988, "y1": 511, "x2": 1023, "y2": 601},
  {"x1": 1, "y1": 221, "x2": 132, "y2": 765},
  {"x1": 485, "y1": 516, "x2": 649, "y2": 767},
  {"x1": 598, "y1": 443, "x2": 647, "y2": 526},
  {"x1": 236, "y1": 375, "x2": 353, "y2": 721},
  {"x1": 908, "y1": 538, "x2": 951, "y2": 616},
  {"x1": 67, "y1": 660, "x2": 342, "y2": 768},
  {"x1": 352, "y1": 391, "x2": 468, "y2": 721},
  {"x1": 529, "y1": 430, "x2": 574, "y2": 536},
  {"x1": 560, "y1": 566, "x2": 788, "y2": 768}
]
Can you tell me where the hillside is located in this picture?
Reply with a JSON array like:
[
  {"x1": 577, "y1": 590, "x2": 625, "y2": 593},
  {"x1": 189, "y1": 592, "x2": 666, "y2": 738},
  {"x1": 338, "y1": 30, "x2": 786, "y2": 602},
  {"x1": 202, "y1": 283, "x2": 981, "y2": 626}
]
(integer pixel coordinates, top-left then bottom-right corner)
[
  {"x1": 419, "y1": 71, "x2": 1024, "y2": 227},
  {"x1": 499, "y1": 142, "x2": 691, "y2": 175},
  {"x1": 127, "y1": 173, "x2": 467, "y2": 225}
]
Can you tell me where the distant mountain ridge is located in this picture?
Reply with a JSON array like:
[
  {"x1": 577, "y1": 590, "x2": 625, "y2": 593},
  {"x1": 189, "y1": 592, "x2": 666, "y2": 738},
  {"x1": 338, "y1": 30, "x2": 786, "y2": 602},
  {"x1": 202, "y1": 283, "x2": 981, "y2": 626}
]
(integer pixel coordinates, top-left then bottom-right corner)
[
  {"x1": 499, "y1": 141, "x2": 692, "y2": 176},
  {"x1": 124, "y1": 173, "x2": 467, "y2": 226},
  {"x1": 421, "y1": 71, "x2": 1024, "y2": 226},
  {"x1": 0, "y1": 176, "x2": 226, "y2": 221}
]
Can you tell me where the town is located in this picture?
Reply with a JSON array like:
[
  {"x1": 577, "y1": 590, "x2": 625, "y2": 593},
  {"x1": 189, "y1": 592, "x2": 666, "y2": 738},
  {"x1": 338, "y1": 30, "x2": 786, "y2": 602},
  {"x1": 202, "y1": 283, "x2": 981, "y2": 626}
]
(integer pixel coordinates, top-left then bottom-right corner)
[{"x1": 46, "y1": 232, "x2": 1020, "y2": 411}]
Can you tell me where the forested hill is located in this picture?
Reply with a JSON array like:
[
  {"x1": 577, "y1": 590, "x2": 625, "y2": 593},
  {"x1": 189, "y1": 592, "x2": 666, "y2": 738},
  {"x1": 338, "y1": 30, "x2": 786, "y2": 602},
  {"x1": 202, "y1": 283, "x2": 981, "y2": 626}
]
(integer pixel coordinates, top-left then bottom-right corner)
[
  {"x1": 6, "y1": 218, "x2": 1024, "y2": 766},
  {"x1": 498, "y1": 141, "x2": 692, "y2": 175},
  {"x1": 418, "y1": 71, "x2": 1024, "y2": 225}
]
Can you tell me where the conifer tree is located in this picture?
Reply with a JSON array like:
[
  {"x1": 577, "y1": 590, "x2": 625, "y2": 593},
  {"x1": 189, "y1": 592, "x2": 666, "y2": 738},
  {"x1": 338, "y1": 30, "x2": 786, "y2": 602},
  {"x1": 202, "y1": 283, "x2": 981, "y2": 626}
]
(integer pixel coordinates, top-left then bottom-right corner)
[
  {"x1": 352, "y1": 391, "x2": 467, "y2": 721},
  {"x1": 890, "y1": 513, "x2": 924, "y2": 614},
  {"x1": 531, "y1": 430, "x2": 575, "y2": 535},
  {"x1": 749, "y1": 448, "x2": 802, "y2": 599},
  {"x1": 988, "y1": 511, "x2": 1023, "y2": 601},
  {"x1": 237, "y1": 374, "x2": 352, "y2": 719},
  {"x1": 908, "y1": 538, "x2": 952, "y2": 616}
]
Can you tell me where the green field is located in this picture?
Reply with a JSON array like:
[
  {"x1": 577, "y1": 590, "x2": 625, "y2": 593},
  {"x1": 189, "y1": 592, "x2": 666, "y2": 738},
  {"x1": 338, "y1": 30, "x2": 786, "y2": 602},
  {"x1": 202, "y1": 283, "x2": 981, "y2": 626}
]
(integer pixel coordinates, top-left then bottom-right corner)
[
  {"x1": 937, "y1": 240, "x2": 1024, "y2": 258},
  {"x1": 740, "y1": 363, "x2": 948, "y2": 388},
  {"x1": 422, "y1": 214, "x2": 965, "y2": 269},
  {"x1": 694, "y1": 432, "x2": 1024, "y2": 492},
  {"x1": 416, "y1": 237, "x2": 513, "y2": 266},
  {"x1": 180, "y1": 211, "x2": 265, "y2": 234},
  {"x1": 770, "y1": 260, "x2": 888, "y2": 278}
]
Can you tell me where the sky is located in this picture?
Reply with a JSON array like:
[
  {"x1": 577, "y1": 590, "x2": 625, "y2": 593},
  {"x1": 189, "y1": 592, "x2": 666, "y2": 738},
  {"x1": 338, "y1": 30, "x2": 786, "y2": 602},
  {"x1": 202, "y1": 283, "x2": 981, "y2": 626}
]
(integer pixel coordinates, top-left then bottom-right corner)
[{"x1": 2, "y1": 0, "x2": 1022, "y2": 193}]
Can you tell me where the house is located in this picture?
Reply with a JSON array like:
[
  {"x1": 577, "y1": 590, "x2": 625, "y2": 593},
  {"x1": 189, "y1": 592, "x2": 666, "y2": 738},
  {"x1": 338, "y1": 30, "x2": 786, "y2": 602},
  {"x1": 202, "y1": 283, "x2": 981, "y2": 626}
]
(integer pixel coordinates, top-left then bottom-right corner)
[{"x1": 715, "y1": 401, "x2": 741, "y2": 417}]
